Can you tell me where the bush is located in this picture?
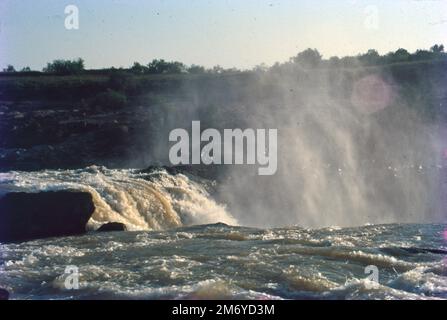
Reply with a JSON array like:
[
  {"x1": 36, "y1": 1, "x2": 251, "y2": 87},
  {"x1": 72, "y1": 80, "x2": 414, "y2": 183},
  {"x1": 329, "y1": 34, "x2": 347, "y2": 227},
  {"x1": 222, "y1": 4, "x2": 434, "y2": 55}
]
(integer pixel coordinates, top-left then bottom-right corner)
[
  {"x1": 290, "y1": 48, "x2": 322, "y2": 68},
  {"x1": 147, "y1": 59, "x2": 186, "y2": 74},
  {"x1": 130, "y1": 62, "x2": 147, "y2": 74},
  {"x1": 43, "y1": 58, "x2": 84, "y2": 75},
  {"x1": 188, "y1": 65, "x2": 206, "y2": 74},
  {"x1": 3, "y1": 65, "x2": 16, "y2": 72},
  {"x1": 92, "y1": 89, "x2": 128, "y2": 110}
]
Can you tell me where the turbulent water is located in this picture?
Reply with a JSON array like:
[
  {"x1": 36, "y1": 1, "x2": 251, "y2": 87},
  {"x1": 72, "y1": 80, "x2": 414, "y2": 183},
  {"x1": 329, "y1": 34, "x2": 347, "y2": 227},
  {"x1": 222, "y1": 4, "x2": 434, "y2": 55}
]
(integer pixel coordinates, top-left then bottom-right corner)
[
  {"x1": 0, "y1": 223, "x2": 446, "y2": 300},
  {"x1": 0, "y1": 166, "x2": 237, "y2": 230},
  {"x1": 0, "y1": 167, "x2": 446, "y2": 300}
]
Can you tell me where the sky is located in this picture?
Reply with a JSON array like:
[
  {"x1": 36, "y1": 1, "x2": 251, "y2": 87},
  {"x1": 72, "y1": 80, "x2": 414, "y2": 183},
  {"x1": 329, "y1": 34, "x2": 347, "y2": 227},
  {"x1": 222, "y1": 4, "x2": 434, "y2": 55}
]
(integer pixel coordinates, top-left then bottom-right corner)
[{"x1": 0, "y1": 0, "x2": 446, "y2": 70}]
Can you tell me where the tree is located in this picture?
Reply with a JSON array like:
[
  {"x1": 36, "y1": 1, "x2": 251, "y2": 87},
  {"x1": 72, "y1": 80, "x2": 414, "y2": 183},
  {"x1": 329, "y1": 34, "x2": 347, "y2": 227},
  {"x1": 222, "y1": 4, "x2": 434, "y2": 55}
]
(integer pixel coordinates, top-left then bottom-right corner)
[
  {"x1": 328, "y1": 56, "x2": 340, "y2": 67},
  {"x1": 253, "y1": 63, "x2": 269, "y2": 73},
  {"x1": 3, "y1": 65, "x2": 16, "y2": 72},
  {"x1": 43, "y1": 58, "x2": 84, "y2": 74},
  {"x1": 147, "y1": 59, "x2": 167, "y2": 74},
  {"x1": 222, "y1": 67, "x2": 240, "y2": 74},
  {"x1": 21, "y1": 66, "x2": 32, "y2": 72},
  {"x1": 147, "y1": 59, "x2": 186, "y2": 74},
  {"x1": 430, "y1": 44, "x2": 444, "y2": 53},
  {"x1": 339, "y1": 56, "x2": 359, "y2": 68},
  {"x1": 187, "y1": 64, "x2": 206, "y2": 74},
  {"x1": 413, "y1": 49, "x2": 433, "y2": 61},
  {"x1": 210, "y1": 65, "x2": 224, "y2": 74},
  {"x1": 166, "y1": 61, "x2": 186, "y2": 73},
  {"x1": 358, "y1": 49, "x2": 381, "y2": 65},
  {"x1": 386, "y1": 48, "x2": 411, "y2": 63},
  {"x1": 291, "y1": 48, "x2": 322, "y2": 68},
  {"x1": 130, "y1": 62, "x2": 147, "y2": 74}
]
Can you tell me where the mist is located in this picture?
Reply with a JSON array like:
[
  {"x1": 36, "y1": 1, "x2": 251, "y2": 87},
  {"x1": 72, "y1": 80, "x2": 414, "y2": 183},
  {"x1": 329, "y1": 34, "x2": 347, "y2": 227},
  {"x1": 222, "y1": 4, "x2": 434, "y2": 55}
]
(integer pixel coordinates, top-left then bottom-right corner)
[{"x1": 141, "y1": 62, "x2": 446, "y2": 228}]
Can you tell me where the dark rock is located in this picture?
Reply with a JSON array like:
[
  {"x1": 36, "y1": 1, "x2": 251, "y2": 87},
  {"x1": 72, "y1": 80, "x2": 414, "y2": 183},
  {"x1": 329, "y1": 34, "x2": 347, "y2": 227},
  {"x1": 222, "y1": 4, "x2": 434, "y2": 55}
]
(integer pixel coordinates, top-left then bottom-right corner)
[
  {"x1": 0, "y1": 288, "x2": 9, "y2": 300},
  {"x1": 0, "y1": 191, "x2": 95, "y2": 243},
  {"x1": 97, "y1": 222, "x2": 127, "y2": 232}
]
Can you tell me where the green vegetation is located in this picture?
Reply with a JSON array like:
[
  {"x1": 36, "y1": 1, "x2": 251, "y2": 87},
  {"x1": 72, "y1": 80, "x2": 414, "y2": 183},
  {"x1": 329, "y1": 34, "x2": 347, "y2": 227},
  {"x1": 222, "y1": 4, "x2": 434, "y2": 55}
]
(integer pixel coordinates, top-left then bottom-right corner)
[
  {"x1": 3, "y1": 44, "x2": 445, "y2": 75},
  {"x1": 290, "y1": 48, "x2": 323, "y2": 68},
  {"x1": 187, "y1": 65, "x2": 206, "y2": 74},
  {"x1": 43, "y1": 58, "x2": 85, "y2": 75},
  {"x1": 0, "y1": 45, "x2": 445, "y2": 172},
  {"x1": 0, "y1": 45, "x2": 445, "y2": 121},
  {"x1": 2, "y1": 65, "x2": 16, "y2": 73},
  {"x1": 147, "y1": 59, "x2": 186, "y2": 74}
]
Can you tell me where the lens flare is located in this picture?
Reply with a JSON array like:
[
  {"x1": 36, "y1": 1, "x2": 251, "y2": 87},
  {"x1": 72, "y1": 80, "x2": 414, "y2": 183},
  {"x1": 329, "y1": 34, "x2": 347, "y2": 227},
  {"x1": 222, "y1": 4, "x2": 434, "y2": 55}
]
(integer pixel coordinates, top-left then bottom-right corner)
[{"x1": 351, "y1": 75, "x2": 393, "y2": 114}]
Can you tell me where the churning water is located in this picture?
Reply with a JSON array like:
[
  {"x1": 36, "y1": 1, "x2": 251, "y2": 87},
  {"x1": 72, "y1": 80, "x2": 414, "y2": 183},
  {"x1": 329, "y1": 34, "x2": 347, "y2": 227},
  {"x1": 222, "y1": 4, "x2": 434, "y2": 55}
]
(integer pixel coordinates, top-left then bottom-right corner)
[
  {"x1": 0, "y1": 167, "x2": 446, "y2": 299},
  {"x1": 0, "y1": 223, "x2": 446, "y2": 299},
  {"x1": 0, "y1": 166, "x2": 237, "y2": 230}
]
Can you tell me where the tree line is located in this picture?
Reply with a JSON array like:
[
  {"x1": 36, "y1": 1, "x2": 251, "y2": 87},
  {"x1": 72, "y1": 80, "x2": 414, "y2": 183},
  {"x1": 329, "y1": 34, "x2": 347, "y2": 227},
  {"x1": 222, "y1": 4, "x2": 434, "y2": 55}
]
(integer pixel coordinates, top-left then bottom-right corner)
[{"x1": 2, "y1": 44, "x2": 445, "y2": 75}]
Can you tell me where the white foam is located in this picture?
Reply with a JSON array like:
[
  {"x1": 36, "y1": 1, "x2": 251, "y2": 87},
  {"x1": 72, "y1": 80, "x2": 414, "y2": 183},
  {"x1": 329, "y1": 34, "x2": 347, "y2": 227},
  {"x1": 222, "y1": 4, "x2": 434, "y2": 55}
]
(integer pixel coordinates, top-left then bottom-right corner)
[{"x1": 0, "y1": 166, "x2": 238, "y2": 231}]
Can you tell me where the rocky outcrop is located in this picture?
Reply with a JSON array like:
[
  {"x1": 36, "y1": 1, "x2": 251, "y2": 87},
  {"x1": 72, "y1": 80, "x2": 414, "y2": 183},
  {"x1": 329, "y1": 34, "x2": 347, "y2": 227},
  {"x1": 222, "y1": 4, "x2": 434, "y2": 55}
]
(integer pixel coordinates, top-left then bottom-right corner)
[
  {"x1": 0, "y1": 101, "x2": 151, "y2": 171},
  {"x1": 0, "y1": 191, "x2": 95, "y2": 243},
  {"x1": 97, "y1": 222, "x2": 127, "y2": 232}
]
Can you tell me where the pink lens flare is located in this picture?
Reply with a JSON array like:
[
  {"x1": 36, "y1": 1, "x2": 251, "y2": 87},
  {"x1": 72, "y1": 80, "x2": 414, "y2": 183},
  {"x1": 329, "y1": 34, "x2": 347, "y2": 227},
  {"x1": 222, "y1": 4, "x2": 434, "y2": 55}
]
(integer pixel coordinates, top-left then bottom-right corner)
[{"x1": 351, "y1": 75, "x2": 394, "y2": 115}]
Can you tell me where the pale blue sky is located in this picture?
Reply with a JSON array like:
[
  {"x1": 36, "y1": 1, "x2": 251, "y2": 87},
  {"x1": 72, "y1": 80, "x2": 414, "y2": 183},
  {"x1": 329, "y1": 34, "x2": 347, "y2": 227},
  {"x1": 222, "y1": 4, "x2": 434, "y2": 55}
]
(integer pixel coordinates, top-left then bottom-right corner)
[{"x1": 0, "y1": 0, "x2": 446, "y2": 70}]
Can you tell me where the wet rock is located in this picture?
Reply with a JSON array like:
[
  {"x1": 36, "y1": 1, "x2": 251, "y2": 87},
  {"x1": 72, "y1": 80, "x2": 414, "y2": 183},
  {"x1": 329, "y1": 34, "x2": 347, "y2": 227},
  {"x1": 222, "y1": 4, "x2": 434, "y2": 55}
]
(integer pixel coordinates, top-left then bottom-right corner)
[
  {"x1": 0, "y1": 191, "x2": 95, "y2": 243},
  {"x1": 97, "y1": 222, "x2": 127, "y2": 232}
]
